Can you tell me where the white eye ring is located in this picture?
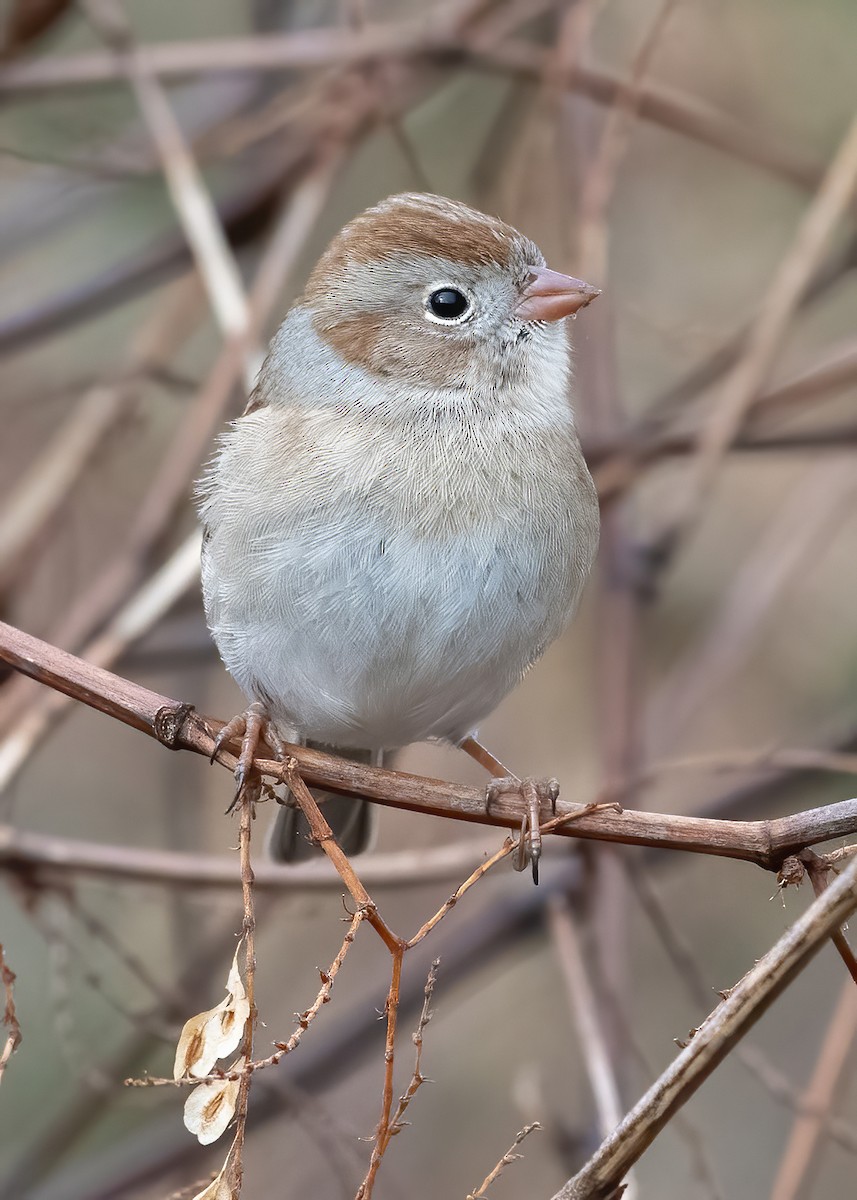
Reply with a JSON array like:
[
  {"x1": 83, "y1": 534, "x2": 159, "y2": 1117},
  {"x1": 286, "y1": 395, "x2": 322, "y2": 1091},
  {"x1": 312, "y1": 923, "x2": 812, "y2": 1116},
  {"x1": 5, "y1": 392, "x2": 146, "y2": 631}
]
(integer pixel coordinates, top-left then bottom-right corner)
[{"x1": 423, "y1": 286, "x2": 474, "y2": 325}]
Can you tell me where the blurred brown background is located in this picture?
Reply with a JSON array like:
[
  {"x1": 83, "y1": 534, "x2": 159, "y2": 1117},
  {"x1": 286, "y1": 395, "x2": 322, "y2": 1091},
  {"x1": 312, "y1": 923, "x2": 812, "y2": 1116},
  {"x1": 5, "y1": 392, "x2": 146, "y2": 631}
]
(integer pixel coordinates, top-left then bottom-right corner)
[{"x1": 1, "y1": 1, "x2": 856, "y2": 1198}]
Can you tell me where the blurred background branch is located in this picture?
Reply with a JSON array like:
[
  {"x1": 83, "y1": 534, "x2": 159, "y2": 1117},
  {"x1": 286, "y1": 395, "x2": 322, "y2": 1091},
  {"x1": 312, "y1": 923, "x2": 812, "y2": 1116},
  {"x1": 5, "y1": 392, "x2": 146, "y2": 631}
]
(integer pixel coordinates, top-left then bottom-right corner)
[{"x1": 0, "y1": 1, "x2": 855, "y2": 1197}]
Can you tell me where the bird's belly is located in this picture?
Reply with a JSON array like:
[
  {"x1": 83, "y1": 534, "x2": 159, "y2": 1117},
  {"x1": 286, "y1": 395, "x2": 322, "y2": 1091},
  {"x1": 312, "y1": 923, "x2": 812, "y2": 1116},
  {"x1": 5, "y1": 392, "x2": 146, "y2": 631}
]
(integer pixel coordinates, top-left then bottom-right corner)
[{"x1": 207, "y1": 519, "x2": 577, "y2": 751}]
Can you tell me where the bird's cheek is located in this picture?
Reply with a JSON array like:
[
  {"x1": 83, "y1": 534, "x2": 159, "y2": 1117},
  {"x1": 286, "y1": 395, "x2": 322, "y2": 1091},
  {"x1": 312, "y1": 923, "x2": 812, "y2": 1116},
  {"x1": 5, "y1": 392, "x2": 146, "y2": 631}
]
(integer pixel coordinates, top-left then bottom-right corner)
[{"x1": 314, "y1": 312, "x2": 386, "y2": 374}]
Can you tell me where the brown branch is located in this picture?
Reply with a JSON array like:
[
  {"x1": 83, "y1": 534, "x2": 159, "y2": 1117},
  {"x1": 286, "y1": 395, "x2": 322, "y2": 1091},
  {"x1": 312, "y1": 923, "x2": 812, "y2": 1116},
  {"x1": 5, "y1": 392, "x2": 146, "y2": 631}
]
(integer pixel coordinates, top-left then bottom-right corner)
[
  {"x1": 282, "y1": 760, "x2": 401, "y2": 954},
  {"x1": 2, "y1": 620, "x2": 857, "y2": 871},
  {"x1": 550, "y1": 850, "x2": 857, "y2": 1199},
  {"x1": 356, "y1": 948, "x2": 405, "y2": 1200}
]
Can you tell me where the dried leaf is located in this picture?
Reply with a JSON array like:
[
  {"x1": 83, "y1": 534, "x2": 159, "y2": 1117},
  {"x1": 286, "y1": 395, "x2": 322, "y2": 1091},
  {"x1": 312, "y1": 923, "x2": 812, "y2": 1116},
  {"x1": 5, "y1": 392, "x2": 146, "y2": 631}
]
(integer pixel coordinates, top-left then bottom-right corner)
[
  {"x1": 189, "y1": 1174, "x2": 232, "y2": 1200},
  {"x1": 183, "y1": 1058, "x2": 244, "y2": 1145},
  {"x1": 174, "y1": 944, "x2": 250, "y2": 1080},
  {"x1": 189, "y1": 1132, "x2": 242, "y2": 1199}
]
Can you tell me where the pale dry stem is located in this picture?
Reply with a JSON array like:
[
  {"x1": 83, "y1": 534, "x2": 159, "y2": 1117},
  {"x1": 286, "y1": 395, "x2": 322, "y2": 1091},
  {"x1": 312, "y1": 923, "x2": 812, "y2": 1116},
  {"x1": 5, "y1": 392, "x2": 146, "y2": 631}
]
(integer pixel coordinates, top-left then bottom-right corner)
[
  {"x1": 768, "y1": 977, "x2": 857, "y2": 1200},
  {"x1": 0, "y1": 823, "x2": 498, "y2": 890},
  {"x1": 80, "y1": 0, "x2": 257, "y2": 384},
  {"x1": 547, "y1": 897, "x2": 632, "y2": 1186},
  {"x1": 668, "y1": 110, "x2": 857, "y2": 548},
  {"x1": 577, "y1": 0, "x2": 679, "y2": 283}
]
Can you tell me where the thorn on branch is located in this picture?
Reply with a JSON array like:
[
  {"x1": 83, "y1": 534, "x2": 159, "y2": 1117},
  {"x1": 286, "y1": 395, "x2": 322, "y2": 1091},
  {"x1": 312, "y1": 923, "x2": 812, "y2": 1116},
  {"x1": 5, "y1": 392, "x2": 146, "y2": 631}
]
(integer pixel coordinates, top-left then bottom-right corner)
[
  {"x1": 777, "y1": 855, "x2": 806, "y2": 890},
  {"x1": 154, "y1": 702, "x2": 195, "y2": 749}
]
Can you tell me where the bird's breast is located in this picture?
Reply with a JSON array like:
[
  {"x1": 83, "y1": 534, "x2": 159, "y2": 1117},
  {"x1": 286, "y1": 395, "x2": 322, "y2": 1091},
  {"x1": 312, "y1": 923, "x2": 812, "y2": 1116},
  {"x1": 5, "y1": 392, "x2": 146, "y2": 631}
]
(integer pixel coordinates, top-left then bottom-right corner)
[{"x1": 199, "y1": 401, "x2": 598, "y2": 747}]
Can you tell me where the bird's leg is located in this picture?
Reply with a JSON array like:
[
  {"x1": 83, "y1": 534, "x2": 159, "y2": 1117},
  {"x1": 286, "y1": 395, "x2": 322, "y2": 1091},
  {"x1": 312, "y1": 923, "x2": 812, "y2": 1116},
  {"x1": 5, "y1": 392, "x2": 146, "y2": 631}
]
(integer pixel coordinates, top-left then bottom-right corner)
[
  {"x1": 459, "y1": 735, "x2": 560, "y2": 884},
  {"x1": 211, "y1": 701, "x2": 286, "y2": 811},
  {"x1": 458, "y1": 734, "x2": 515, "y2": 780}
]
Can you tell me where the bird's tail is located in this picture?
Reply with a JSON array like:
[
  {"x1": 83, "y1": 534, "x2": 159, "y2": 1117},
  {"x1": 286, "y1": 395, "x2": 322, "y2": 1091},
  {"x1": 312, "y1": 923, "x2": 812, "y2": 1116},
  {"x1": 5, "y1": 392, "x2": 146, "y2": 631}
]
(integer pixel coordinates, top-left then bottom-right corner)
[{"x1": 265, "y1": 743, "x2": 380, "y2": 863}]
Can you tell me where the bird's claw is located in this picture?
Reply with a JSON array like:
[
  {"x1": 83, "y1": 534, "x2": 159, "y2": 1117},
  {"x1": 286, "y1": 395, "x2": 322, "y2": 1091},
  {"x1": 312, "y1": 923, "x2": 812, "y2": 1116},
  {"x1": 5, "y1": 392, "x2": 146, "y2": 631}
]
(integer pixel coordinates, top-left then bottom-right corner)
[
  {"x1": 212, "y1": 702, "x2": 281, "y2": 813},
  {"x1": 485, "y1": 776, "x2": 561, "y2": 885},
  {"x1": 210, "y1": 712, "x2": 246, "y2": 765}
]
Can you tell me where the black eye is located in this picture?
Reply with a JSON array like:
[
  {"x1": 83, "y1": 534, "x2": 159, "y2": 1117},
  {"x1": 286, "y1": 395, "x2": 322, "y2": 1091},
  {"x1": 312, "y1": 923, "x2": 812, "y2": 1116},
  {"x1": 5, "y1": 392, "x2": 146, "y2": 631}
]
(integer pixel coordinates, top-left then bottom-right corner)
[{"x1": 427, "y1": 288, "x2": 470, "y2": 321}]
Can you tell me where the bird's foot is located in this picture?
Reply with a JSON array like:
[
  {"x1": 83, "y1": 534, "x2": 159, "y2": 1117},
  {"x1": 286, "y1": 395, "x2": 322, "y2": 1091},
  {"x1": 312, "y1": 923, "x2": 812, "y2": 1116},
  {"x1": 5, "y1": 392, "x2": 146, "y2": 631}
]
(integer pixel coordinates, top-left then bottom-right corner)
[
  {"x1": 485, "y1": 776, "x2": 560, "y2": 885},
  {"x1": 211, "y1": 701, "x2": 287, "y2": 812}
]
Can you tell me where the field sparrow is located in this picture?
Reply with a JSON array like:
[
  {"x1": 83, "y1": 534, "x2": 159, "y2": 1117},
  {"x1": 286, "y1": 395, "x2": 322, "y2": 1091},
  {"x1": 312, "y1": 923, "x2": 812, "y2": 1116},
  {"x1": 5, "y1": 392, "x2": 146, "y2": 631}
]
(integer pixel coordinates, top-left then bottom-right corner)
[{"x1": 198, "y1": 193, "x2": 600, "y2": 876}]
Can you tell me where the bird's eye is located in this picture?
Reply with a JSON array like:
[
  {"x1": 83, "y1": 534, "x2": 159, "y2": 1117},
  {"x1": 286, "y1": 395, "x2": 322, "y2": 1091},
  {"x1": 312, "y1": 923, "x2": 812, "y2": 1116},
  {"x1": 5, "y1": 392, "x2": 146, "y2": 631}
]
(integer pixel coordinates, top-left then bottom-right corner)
[{"x1": 426, "y1": 288, "x2": 471, "y2": 322}]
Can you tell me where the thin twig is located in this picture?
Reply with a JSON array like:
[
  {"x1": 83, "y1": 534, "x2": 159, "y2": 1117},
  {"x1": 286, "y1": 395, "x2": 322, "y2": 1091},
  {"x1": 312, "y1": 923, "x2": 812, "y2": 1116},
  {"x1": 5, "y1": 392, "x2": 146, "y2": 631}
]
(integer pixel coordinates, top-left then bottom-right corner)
[
  {"x1": 406, "y1": 836, "x2": 523, "y2": 947},
  {"x1": 800, "y1": 850, "x2": 857, "y2": 987},
  {"x1": 466, "y1": 1123, "x2": 542, "y2": 1198},
  {"x1": 576, "y1": 0, "x2": 679, "y2": 283},
  {"x1": 126, "y1": 908, "x2": 365, "y2": 1087},
  {"x1": 355, "y1": 948, "x2": 405, "y2": 1200},
  {"x1": 388, "y1": 959, "x2": 439, "y2": 1136},
  {"x1": 283, "y1": 760, "x2": 401, "y2": 954}
]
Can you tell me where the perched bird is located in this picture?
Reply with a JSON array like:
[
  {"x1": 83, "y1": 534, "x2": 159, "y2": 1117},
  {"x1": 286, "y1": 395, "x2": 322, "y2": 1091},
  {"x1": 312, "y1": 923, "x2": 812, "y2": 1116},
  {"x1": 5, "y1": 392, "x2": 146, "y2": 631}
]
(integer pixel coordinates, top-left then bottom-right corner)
[{"x1": 197, "y1": 193, "x2": 600, "y2": 874}]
